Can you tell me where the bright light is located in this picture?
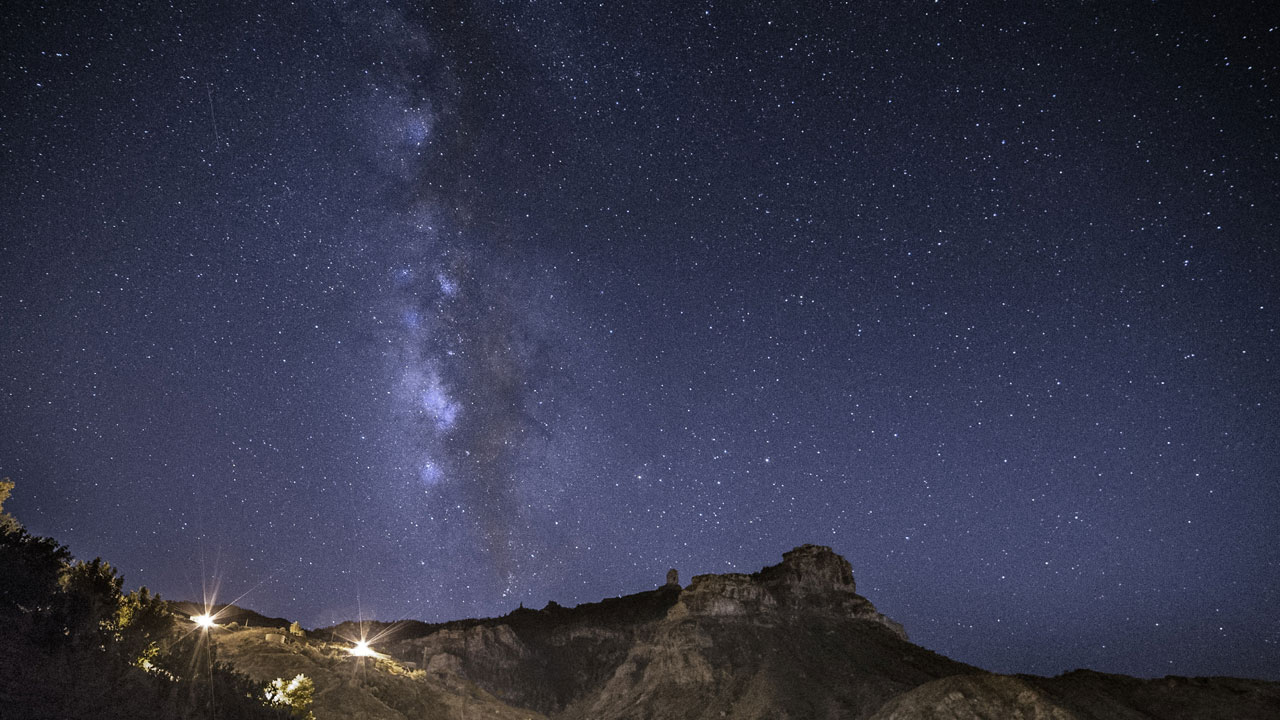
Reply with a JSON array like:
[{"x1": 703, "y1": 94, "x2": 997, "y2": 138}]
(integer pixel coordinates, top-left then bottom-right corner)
[
  {"x1": 348, "y1": 639, "x2": 377, "y2": 657},
  {"x1": 192, "y1": 613, "x2": 216, "y2": 629}
]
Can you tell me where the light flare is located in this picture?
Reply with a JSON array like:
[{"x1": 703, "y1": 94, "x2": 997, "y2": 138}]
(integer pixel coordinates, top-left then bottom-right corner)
[
  {"x1": 348, "y1": 639, "x2": 379, "y2": 657},
  {"x1": 339, "y1": 620, "x2": 400, "y2": 660}
]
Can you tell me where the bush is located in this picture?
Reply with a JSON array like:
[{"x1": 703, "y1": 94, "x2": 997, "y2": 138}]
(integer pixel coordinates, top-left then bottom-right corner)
[{"x1": 265, "y1": 673, "x2": 316, "y2": 720}]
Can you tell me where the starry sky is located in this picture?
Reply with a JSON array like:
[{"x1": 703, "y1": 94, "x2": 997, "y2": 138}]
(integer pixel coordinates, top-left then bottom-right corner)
[{"x1": 2, "y1": 1, "x2": 1277, "y2": 680}]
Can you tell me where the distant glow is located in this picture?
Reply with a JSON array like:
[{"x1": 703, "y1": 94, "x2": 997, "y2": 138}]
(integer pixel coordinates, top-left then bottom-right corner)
[
  {"x1": 404, "y1": 110, "x2": 431, "y2": 146},
  {"x1": 348, "y1": 639, "x2": 378, "y2": 657},
  {"x1": 419, "y1": 459, "x2": 443, "y2": 486},
  {"x1": 192, "y1": 613, "x2": 216, "y2": 629},
  {"x1": 436, "y1": 271, "x2": 457, "y2": 297},
  {"x1": 421, "y1": 372, "x2": 460, "y2": 431}
]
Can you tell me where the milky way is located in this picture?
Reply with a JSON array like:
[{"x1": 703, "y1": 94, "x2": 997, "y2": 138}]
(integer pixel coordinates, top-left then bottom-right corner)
[{"x1": 353, "y1": 4, "x2": 574, "y2": 597}]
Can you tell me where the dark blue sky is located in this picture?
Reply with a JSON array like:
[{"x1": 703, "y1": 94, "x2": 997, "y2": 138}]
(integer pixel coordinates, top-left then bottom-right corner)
[{"x1": 2, "y1": 1, "x2": 1276, "y2": 679}]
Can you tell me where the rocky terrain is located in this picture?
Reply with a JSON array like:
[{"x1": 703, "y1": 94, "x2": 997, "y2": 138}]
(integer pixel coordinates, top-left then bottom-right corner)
[{"x1": 200, "y1": 545, "x2": 1280, "y2": 719}]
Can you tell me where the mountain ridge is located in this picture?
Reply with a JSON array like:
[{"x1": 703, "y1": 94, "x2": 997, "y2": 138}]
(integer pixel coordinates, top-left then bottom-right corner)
[{"x1": 198, "y1": 544, "x2": 1280, "y2": 719}]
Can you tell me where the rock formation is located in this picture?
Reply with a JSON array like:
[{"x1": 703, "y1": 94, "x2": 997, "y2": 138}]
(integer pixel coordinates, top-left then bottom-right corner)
[{"x1": 671, "y1": 544, "x2": 907, "y2": 639}]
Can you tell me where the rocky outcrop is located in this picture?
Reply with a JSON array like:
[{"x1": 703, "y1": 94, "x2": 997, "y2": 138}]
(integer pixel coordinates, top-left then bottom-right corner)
[
  {"x1": 869, "y1": 670, "x2": 1280, "y2": 720},
  {"x1": 868, "y1": 674, "x2": 1083, "y2": 720},
  {"x1": 1024, "y1": 670, "x2": 1280, "y2": 720},
  {"x1": 672, "y1": 544, "x2": 907, "y2": 640}
]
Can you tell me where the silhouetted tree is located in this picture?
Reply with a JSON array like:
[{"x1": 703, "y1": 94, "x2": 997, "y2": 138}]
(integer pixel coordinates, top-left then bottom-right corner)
[{"x1": 0, "y1": 481, "x2": 288, "y2": 720}]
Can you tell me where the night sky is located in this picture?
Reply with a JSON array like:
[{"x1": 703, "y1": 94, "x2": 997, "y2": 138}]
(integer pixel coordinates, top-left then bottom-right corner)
[{"x1": 2, "y1": 1, "x2": 1277, "y2": 680}]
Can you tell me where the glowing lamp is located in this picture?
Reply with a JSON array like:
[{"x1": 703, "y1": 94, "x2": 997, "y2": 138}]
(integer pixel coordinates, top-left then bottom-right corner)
[
  {"x1": 348, "y1": 639, "x2": 377, "y2": 657},
  {"x1": 192, "y1": 613, "x2": 216, "y2": 629}
]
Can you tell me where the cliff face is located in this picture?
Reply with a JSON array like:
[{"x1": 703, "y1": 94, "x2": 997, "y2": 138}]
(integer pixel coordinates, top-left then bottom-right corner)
[
  {"x1": 205, "y1": 545, "x2": 1280, "y2": 720},
  {"x1": 673, "y1": 544, "x2": 907, "y2": 640}
]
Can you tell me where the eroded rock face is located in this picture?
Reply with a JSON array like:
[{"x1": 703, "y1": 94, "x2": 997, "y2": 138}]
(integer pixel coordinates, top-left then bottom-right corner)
[
  {"x1": 674, "y1": 545, "x2": 908, "y2": 640},
  {"x1": 675, "y1": 573, "x2": 777, "y2": 617},
  {"x1": 762, "y1": 543, "x2": 858, "y2": 595},
  {"x1": 868, "y1": 674, "x2": 1083, "y2": 720},
  {"x1": 398, "y1": 623, "x2": 552, "y2": 708}
]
